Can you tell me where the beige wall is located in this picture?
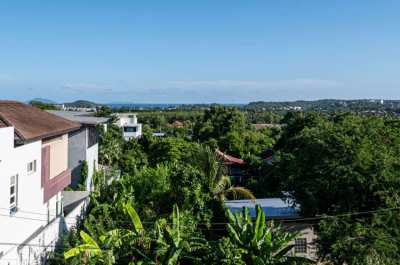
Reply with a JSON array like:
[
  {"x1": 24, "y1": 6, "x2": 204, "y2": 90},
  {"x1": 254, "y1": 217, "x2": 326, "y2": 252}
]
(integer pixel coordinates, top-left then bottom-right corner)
[
  {"x1": 285, "y1": 223, "x2": 318, "y2": 261},
  {"x1": 42, "y1": 134, "x2": 68, "y2": 179}
]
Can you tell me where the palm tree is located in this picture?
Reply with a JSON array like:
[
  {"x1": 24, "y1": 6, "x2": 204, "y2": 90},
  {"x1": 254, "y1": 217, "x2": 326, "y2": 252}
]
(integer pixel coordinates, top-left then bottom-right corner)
[{"x1": 193, "y1": 146, "x2": 255, "y2": 202}]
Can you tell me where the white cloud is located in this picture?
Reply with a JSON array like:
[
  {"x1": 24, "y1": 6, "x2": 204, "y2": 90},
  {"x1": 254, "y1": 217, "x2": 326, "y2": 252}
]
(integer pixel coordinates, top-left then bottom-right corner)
[
  {"x1": 168, "y1": 79, "x2": 340, "y2": 90},
  {"x1": 61, "y1": 83, "x2": 113, "y2": 93}
]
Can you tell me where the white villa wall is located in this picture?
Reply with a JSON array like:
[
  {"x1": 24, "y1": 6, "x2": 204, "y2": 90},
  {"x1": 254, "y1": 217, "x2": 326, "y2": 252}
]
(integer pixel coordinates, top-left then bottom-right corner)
[
  {"x1": 0, "y1": 127, "x2": 46, "y2": 261},
  {"x1": 85, "y1": 143, "x2": 98, "y2": 191},
  {"x1": 0, "y1": 127, "x2": 65, "y2": 265}
]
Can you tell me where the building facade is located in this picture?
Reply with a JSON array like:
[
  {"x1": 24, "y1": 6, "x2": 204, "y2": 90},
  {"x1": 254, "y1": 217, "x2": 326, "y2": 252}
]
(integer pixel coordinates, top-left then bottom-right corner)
[
  {"x1": 114, "y1": 113, "x2": 142, "y2": 140},
  {"x1": 47, "y1": 110, "x2": 109, "y2": 191},
  {"x1": 0, "y1": 101, "x2": 82, "y2": 265}
]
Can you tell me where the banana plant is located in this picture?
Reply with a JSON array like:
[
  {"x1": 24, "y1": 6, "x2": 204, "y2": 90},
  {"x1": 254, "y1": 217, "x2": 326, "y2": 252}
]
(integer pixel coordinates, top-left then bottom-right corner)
[
  {"x1": 64, "y1": 230, "x2": 115, "y2": 265},
  {"x1": 155, "y1": 205, "x2": 206, "y2": 265},
  {"x1": 226, "y1": 204, "x2": 299, "y2": 265},
  {"x1": 64, "y1": 203, "x2": 150, "y2": 265}
]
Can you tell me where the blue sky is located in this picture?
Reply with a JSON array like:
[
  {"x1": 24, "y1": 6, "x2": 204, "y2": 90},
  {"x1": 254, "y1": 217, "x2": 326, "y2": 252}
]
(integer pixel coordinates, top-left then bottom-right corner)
[{"x1": 0, "y1": 0, "x2": 399, "y2": 103}]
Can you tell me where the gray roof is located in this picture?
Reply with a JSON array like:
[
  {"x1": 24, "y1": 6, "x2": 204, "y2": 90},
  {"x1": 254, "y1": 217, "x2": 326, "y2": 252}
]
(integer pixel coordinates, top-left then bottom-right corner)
[
  {"x1": 47, "y1": 110, "x2": 110, "y2": 125},
  {"x1": 62, "y1": 191, "x2": 90, "y2": 215},
  {"x1": 225, "y1": 198, "x2": 299, "y2": 219}
]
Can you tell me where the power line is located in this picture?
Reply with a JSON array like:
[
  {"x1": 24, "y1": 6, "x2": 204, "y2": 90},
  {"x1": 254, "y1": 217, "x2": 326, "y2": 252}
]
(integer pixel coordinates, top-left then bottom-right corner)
[{"x1": 1, "y1": 205, "x2": 400, "y2": 227}]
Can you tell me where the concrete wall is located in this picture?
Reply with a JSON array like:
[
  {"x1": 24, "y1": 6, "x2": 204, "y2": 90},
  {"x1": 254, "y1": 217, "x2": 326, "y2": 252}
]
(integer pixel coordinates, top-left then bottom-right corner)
[
  {"x1": 4, "y1": 194, "x2": 88, "y2": 265},
  {"x1": 285, "y1": 223, "x2": 318, "y2": 261},
  {"x1": 42, "y1": 135, "x2": 68, "y2": 179},
  {"x1": 68, "y1": 128, "x2": 87, "y2": 188}
]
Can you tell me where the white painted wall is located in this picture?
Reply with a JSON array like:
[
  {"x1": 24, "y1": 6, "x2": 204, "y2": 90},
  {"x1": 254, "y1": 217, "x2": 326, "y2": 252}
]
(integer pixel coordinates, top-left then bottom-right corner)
[
  {"x1": 85, "y1": 143, "x2": 98, "y2": 191},
  {"x1": 0, "y1": 128, "x2": 64, "y2": 265}
]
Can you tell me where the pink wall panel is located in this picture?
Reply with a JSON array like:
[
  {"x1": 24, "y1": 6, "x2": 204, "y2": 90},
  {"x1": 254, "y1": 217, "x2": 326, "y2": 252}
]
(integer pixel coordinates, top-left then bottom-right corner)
[{"x1": 41, "y1": 146, "x2": 71, "y2": 203}]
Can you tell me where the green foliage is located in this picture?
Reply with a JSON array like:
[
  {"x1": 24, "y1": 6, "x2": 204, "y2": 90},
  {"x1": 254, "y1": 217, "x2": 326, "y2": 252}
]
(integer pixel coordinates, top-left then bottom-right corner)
[
  {"x1": 226, "y1": 205, "x2": 298, "y2": 265},
  {"x1": 99, "y1": 125, "x2": 124, "y2": 166},
  {"x1": 155, "y1": 205, "x2": 206, "y2": 265},
  {"x1": 193, "y1": 106, "x2": 247, "y2": 153},
  {"x1": 76, "y1": 160, "x2": 89, "y2": 191},
  {"x1": 147, "y1": 136, "x2": 196, "y2": 166},
  {"x1": 275, "y1": 112, "x2": 400, "y2": 263},
  {"x1": 207, "y1": 237, "x2": 246, "y2": 265},
  {"x1": 193, "y1": 105, "x2": 276, "y2": 157},
  {"x1": 96, "y1": 106, "x2": 113, "y2": 117},
  {"x1": 277, "y1": 112, "x2": 400, "y2": 215},
  {"x1": 64, "y1": 230, "x2": 115, "y2": 265},
  {"x1": 120, "y1": 140, "x2": 148, "y2": 174},
  {"x1": 30, "y1": 100, "x2": 57, "y2": 110},
  {"x1": 242, "y1": 154, "x2": 282, "y2": 197}
]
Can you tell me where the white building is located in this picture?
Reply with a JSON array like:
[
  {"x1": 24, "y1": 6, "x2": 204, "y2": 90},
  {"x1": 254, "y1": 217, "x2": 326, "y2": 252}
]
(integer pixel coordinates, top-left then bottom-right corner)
[
  {"x1": 0, "y1": 101, "x2": 83, "y2": 265},
  {"x1": 114, "y1": 113, "x2": 142, "y2": 140}
]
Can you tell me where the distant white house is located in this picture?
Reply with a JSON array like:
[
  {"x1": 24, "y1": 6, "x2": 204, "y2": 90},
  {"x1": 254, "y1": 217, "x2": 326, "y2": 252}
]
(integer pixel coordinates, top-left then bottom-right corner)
[{"x1": 114, "y1": 113, "x2": 142, "y2": 140}]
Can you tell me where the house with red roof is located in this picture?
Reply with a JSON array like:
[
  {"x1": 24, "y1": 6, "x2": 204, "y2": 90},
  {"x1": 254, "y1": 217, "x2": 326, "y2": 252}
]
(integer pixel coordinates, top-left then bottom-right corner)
[{"x1": 216, "y1": 149, "x2": 246, "y2": 182}]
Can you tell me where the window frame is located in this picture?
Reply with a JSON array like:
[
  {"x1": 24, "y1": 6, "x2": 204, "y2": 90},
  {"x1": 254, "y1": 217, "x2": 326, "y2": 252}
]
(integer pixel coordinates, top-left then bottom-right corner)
[
  {"x1": 123, "y1": 126, "x2": 137, "y2": 133},
  {"x1": 294, "y1": 238, "x2": 307, "y2": 254},
  {"x1": 27, "y1": 160, "x2": 37, "y2": 174},
  {"x1": 10, "y1": 175, "x2": 18, "y2": 214}
]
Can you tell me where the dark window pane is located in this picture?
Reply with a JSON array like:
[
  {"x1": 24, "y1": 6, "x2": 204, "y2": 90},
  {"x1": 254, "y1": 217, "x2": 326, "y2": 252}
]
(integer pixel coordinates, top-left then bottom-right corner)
[{"x1": 124, "y1": 127, "x2": 137, "y2": 133}]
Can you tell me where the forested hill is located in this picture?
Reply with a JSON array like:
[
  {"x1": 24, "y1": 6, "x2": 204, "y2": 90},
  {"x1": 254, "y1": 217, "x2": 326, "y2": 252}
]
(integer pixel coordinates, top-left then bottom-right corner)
[
  {"x1": 64, "y1": 100, "x2": 101, "y2": 108},
  {"x1": 246, "y1": 99, "x2": 400, "y2": 112}
]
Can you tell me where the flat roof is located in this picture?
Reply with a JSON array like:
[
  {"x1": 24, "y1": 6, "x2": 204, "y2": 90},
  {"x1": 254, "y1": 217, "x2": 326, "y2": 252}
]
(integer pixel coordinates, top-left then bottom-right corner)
[
  {"x1": 47, "y1": 110, "x2": 110, "y2": 125},
  {"x1": 225, "y1": 198, "x2": 299, "y2": 218}
]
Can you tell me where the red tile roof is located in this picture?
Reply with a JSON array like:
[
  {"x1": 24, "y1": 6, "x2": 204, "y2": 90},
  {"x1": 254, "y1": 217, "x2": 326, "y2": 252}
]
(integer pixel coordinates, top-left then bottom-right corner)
[
  {"x1": 216, "y1": 149, "x2": 245, "y2": 165},
  {"x1": 0, "y1": 101, "x2": 81, "y2": 142},
  {"x1": 168, "y1": 120, "x2": 184, "y2": 128}
]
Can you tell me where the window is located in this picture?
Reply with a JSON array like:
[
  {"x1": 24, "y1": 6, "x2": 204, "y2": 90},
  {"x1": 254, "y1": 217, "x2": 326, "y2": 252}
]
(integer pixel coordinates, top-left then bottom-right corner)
[
  {"x1": 294, "y1": 238, "x2": 307, "y2": 254},
  {"x1": 124, "y1": 126, "x2": 137, "y2": 133},
  {"x1": 10, "y1": 175, "x2": 18, "y2": 214},
  {"x1": 27, "y1": 160, "x2": 37, "y2": 174},
  {"x1": 88, "y1": 127, "x2": 99, "y2": 148}
]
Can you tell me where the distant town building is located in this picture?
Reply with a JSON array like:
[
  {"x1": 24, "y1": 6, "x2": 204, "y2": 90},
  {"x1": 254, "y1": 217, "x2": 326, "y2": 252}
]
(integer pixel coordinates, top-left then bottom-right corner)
[
  {"x1": 168, "y1": 120, "x2": 184, "y2": 129},
  {"x1": 252, "y1": 123, "x2": 282, "y2": 130},
  {"x1": 114, "y1": 113, "x2": 143, "y2": 140}
]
